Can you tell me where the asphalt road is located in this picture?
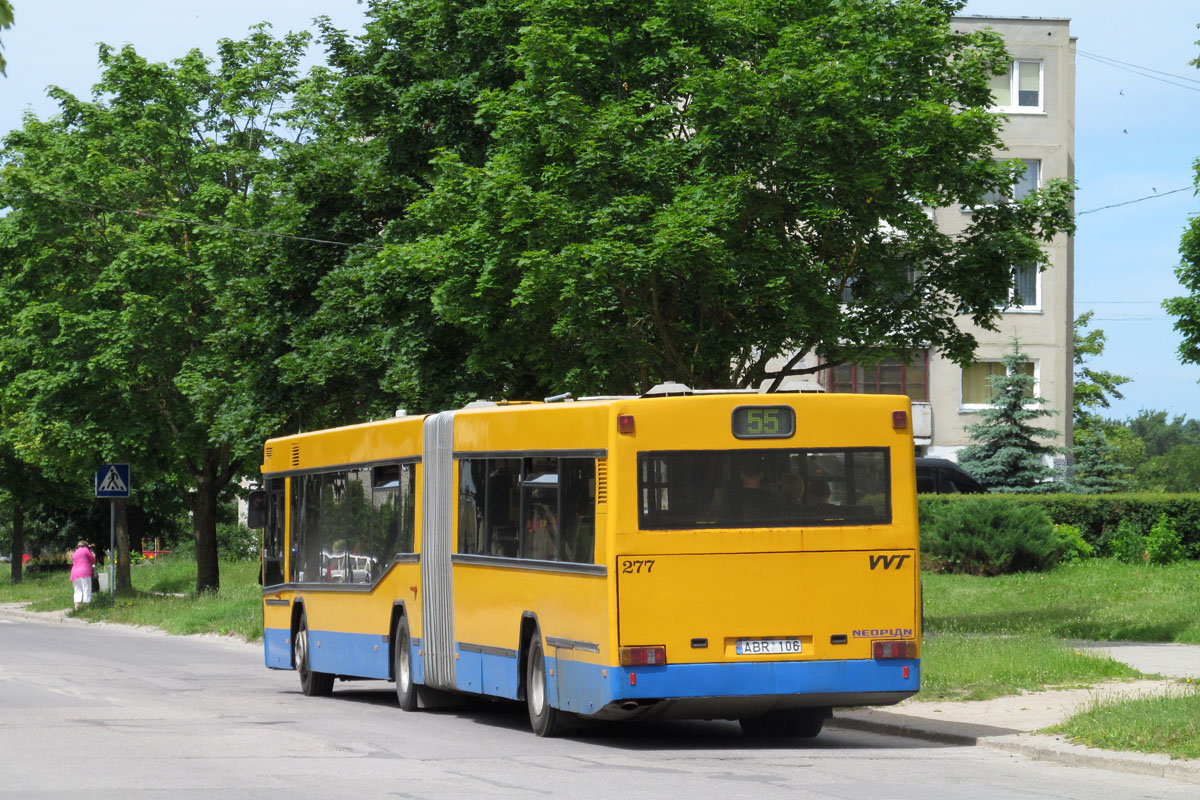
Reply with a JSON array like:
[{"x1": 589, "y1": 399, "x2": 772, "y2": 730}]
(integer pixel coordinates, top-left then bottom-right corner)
[{"x1": 1, "y1": 609, "x2": 1196, "y2": 800}]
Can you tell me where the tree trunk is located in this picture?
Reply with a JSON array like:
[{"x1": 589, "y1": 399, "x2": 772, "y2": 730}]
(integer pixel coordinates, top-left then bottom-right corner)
[
  {"x1": 192, "y1": 474, "x2": 222, "y2": 595},
  {"x1": 10, "y1": 501, "x2": 24, "y2": 585},
  {"x1": 189, "y1": 444, "x2": 237, "y2": 595},
  {"x1": 115, "y1": 498, "x2": 132, "y2": 593}
]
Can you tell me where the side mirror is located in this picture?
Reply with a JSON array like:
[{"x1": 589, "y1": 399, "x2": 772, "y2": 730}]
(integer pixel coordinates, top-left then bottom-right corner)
[{"x1": 247, "y1": 489, "x2": 267, "y2": 529}]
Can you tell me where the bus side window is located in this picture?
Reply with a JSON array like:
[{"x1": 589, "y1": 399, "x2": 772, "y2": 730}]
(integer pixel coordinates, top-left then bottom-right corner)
[
  {"x1": 343, "y1": 469, "x2": 371, "y2": 583},
  {"x1": 521, "y1": 457, "x2": 559, "y2": 561},
  {"x1": 560, "y1": 458, "x2": 596, "y2": 564},
  {"x1": 487, "y1": 460, "x2": 521, "y2": 558},
  {"x1": 398, "y1": 463, "x2": 416, "y2": 553},
  {"x1": 458, "y1": 460, "x2": 486, "y2": 555}
]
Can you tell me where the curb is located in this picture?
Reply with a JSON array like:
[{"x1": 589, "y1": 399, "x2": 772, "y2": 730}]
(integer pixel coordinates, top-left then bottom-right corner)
[
  {"x1": 0, "y1": 602, "x2": 80, "y2": 625},
  {"x1": 831, "y1": 709, "x2": 1200, "y2": 785}
]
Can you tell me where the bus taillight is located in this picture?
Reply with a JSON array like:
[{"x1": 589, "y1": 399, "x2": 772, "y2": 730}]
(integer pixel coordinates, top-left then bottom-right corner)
[
  {"x1": 620, "y1": 645, "x2": 666, "y2": 666},
  {"x1": 872, "y1": 640, "x2": 917, "y2": 659},
  {"x1": 617, "y1": 414, "x2": 636, "y2": 435}
]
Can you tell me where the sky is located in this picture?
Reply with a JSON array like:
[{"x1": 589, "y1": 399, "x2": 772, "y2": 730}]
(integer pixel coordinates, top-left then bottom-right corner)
[{"x1": 2, "y1": 1, "x2": 1199, "y2": 422}]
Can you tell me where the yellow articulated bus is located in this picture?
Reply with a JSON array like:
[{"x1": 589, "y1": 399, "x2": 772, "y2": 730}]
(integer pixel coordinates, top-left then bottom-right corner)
[{"x1": 252, "y1": 386, "x2": 921, "y2": 738}]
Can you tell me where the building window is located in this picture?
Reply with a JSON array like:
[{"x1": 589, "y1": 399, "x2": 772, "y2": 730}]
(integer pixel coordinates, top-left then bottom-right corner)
[
  {"x1": 961, "y1": 360, "x2": 1036, "y2": 407},
  {"x1": 989, "y1": 60, "x2": 1043, "y2": 111},
  {"x1": 822, "y1": 351, "x2": 928, "y2": 402},
  {"x1": 1009, "y1": 263, "x2": 1039, "y2": 309},
  {"x1": 981, "y1": 159, "x2": 1040, "y2": 205}
]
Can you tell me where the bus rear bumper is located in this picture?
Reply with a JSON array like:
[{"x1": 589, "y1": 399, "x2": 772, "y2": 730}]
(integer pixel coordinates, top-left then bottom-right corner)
[{"x1": 555, "y1": 657, "x2": 920, "y2": 721}]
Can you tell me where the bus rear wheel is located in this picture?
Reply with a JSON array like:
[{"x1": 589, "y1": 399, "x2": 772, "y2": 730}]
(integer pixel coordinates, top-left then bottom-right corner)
[
  {"x1": 394, "y1": 616, "x2": 417, "y2": 711},
  {"x1": 295, "y1": 610, "x2": 334, "y2": 697},
  {"x1": 739, "y1": 708, "x2": 826, "y2": 739},
  {"x1": 525, "y1": 635, "x2": 565, "y2": 737}
]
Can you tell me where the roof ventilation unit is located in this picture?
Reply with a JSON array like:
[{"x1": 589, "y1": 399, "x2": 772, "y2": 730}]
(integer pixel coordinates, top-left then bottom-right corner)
[
  {"x1": 642, "y1": 381, "x2": 693, "y2": 397},
  {"x1": 758, "y1": 377, "x2": 826, "y2": 394}
]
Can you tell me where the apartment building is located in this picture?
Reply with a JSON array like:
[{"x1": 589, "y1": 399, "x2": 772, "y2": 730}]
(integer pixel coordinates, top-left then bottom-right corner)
[{"x1": 819, "y1": 16, "x2": 1077, "y2": 460}]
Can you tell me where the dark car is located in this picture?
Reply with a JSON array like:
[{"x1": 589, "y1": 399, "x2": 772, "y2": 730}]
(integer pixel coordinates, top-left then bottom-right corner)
[{"x1": 915, "y1": 457, "x2": 986, "y2": 494}]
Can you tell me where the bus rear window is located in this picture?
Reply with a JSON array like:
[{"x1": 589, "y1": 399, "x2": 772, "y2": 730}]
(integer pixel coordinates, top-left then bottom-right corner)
[{"x1": 638, "y1": 448, "x2": 891, "y2": 529}]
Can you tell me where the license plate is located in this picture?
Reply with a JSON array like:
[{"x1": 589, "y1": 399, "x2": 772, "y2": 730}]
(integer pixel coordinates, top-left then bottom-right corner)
[{"x1": 736, "y1": 638, "x2": 802, "y2": 656}]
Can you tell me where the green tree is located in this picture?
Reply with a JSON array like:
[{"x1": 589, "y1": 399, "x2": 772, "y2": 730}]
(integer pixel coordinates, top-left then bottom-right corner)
[
  {"x1": 1135, "y1": 444, "x2": 1200, "y2": 493},
  {"x1": 0, "y1": 442, "x2": 35, "y2": 584},
  {"x1": 1126, "y1": 409, "x2": 1200, "y2": 459},
  {"x1": 289, "y1": 0, "x2": 1073, "y2": 411},
  {"x1": 1069, "y1": 427, "x2": 1131, "y2": 494},
  {"x1": 958, "y1": 340, "x2": 1059, "y2": 492},
  {"x1": 0, "y1": 1, "x2": 12, "y2": 76},
  {"x1": 1166, "y1": 36, "x2": 1200, "y2": 379},
  {"x1": 1072, "y1": 311, "x2": 1131, "y2": 428},
  {"x1": 0, "y1": 27, "x2": 309, "y2": 593},
  {"x1": 1069, "y1": 312, "x2": 1131, "y2": 492},
  {"x1": 272, "y1": 2, "x2": 531, "y2": 417}
]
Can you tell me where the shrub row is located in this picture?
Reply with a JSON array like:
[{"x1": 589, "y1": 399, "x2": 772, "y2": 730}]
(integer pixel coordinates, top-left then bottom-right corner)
[
  {"x1": 918, "y1": 493, "x2": 1199, "y2": 575},
  {"x1": 918, "y1": 493, "x2": 1200, "y2": 559}
]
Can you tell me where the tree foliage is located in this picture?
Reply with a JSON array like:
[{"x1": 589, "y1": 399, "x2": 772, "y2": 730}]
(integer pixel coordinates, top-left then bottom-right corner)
[
  {"x1": 1069, "y1": 312, "x2": 1132, "y2": 492},
  {"x1": 0, "y1": 1, "x2": 12, "y2": 77},
  {"x1": 1135, "y1": 444, "x2": 1200, "y2": 493},
  {"x1": 287, "y1": 0, "x2": 1073, "y2": 410},
  {"x1": 1165, "y1": 40, "x2": 1200, "y2": 369},
  {"x1": 0, "y1": 27, "x2": 309, "y2": 592},
  {"x1": 958, "y1": 340, "x2": 1059, "y2": 492},
  {"x1": 1072, "y1": 311, "x2": 1130, "y2": 428},
  {"x1": 1069, "y1": 427, "x2": 1131, "y2": 494},
  {"x1": 1127, "y1": 409, "x2": 1200, "y2": 459}
]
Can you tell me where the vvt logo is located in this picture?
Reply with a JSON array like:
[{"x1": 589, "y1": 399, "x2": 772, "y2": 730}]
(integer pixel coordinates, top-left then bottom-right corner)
[{"x1": 869, "y1": 554, "x2": 911, "y2": 570}]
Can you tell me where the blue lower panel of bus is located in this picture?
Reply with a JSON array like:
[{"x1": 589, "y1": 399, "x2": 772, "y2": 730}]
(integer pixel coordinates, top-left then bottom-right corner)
[
  {"x1": 454, "y1": 647, "x2": 521, "y2": 699},
  {"x1": 263, "y1": 626, "x2": 391, "y2": 679},
  {"x1": 265, "y1": 625, "x2": 918, "y2": 715},
  {"x1": 264, "y1": 627, "x2": 291, "y2": 670},
  {"x1": 552, "y1": 656, "x2": 920, "y2": 715}
]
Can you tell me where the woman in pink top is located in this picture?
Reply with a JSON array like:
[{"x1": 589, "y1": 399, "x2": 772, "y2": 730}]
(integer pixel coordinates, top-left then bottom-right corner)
[{"x1": 70, "y1": 540, "x2": 96, "y2": 610}]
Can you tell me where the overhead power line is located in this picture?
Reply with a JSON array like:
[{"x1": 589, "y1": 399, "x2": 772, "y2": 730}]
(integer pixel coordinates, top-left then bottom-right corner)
[
  {"x1": 15, "y1": 177, "x2": 1198, "y2": 249},
  {"x1": 1077, "y1": 186, "x2": 1195, "y2": 216},
  {"x1": 1076, "y1": 49, "x2": 1200, "y2": 94}
]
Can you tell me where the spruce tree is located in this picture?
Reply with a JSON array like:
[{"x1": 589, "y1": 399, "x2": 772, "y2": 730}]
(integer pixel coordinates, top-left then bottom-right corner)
[
  {"x1": 1069, "y1": 427, "x2": 1131, "y2": 493},
  {"x1": 958, "y1": 340, "x2": 1059, "y2": 492}
]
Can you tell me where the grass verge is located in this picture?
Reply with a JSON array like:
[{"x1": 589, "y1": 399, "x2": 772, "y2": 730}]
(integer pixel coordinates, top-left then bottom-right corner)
[
  {"x1": 922, "y1": 559, "x2": 1200, "y2": 760},
  {"x1": 1046, "y1": 686, "x2": 1200, "y2": 760},
  {"x1": 924, "y1": 558, "x2": 1200, "y2": 643},
  {"x1": 917, "y1": 632, "x2": 1141, "y2": 701},
  {"x1": 0, "y1": 557, "x2": 263, "y2": 641}
]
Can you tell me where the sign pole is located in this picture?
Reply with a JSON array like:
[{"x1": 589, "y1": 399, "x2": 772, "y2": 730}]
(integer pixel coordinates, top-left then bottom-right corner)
[
  {"x1": 109, "y1": 499, "x2": 116, "y2": 600},
  {"x1": 95, "y1": 463, "x2": 130, "y2": 600}
]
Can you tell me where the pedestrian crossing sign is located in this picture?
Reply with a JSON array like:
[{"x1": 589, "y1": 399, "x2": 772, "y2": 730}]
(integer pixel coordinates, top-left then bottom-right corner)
[{"x1": 95, "y1": 463, "x2": 131, "y2": 498}]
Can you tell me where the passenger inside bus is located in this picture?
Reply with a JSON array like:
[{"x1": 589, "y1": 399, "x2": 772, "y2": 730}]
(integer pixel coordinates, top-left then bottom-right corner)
[
  {"x1": 803, "y1": 478, "x2": 840, "y2": 518},
  {"x1": 778, "y1": 473, "x2": 806, "y2": 508},
  {"x1": 728, "y1": 455, "x2": 783, "y2": 521}
]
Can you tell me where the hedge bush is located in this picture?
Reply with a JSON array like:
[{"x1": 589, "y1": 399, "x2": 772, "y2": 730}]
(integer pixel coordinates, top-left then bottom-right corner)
[
  {"x1": 216, "y1": 523, "x2": 260, "y2": 562},
  {"x1": 919, "y1": 496, "x2": 1065, "y2": 575},
  {"x1": 918, "y1": 493, "x2": 1200, "y2": 560}
]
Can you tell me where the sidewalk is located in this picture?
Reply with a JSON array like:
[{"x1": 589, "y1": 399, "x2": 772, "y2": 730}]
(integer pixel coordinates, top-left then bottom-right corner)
[{"x1": 833, "y1": 642, "x2": 1200, "y2": 784}]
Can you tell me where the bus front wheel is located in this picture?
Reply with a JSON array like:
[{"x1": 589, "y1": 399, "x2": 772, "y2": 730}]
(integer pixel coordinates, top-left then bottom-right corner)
[
  {"x1": 525, "y1": 635, "x2": 565, "y2": 737},
  {"x1": 394, "y1": 616, "x2": 417, "y2": 711},
  {"x1": 295, "y1": 610, "x2": 334, "y2": 697}
]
